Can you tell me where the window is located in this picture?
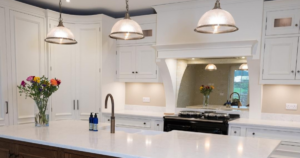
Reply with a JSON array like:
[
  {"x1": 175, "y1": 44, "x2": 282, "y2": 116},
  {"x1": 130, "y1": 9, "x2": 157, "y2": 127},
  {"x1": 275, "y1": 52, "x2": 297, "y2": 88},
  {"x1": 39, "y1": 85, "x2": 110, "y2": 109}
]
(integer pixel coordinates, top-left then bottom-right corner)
[{"x1": 233, "y1": 70, "x2": 249, "y2": 106}]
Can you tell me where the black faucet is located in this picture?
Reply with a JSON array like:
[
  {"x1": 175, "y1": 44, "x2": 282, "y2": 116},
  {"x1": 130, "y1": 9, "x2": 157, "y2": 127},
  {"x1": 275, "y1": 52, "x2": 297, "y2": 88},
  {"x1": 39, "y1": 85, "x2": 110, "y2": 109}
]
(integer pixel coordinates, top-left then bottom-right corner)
[{"x1": 105, "y1": 94, "x2": 115, "y2": 133}]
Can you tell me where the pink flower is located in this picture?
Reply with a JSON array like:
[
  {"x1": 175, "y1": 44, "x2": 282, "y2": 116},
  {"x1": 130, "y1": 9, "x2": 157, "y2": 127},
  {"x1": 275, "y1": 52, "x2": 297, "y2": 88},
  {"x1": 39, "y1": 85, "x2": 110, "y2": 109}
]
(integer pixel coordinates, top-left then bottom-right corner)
[
  {"x1": 26, "y1": 76, "x2": 34, "y2": 81},
  {"x1": 21, "y1": 81, "x2": 26, "y2": 87}
]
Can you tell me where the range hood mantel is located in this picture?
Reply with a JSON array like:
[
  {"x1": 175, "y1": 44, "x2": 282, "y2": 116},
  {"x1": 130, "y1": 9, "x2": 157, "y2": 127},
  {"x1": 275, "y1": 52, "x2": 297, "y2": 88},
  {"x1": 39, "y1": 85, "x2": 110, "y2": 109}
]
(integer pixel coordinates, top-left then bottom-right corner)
[{"x1": 153, "y1": 40, "x2": 258, "y2": 59}]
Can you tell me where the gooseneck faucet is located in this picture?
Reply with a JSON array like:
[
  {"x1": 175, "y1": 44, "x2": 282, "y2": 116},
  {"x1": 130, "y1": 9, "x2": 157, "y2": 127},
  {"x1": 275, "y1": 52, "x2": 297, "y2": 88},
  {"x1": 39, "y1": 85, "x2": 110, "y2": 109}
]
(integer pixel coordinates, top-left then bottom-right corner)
[{"x1": 105, "y1": 94, "x2": 115, "y2": 133}]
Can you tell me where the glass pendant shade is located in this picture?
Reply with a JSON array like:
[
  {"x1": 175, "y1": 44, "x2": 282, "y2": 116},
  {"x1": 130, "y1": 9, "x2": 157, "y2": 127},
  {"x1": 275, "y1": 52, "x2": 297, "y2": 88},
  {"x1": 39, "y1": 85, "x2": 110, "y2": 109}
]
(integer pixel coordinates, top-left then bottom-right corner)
[
  {"x1": 109, "y1": 18, "x2": 144, "y2": 40},
  {"x1": 109, "y1": 0, "x2": 144, "y2": 40},
  {"x1": 45, "y1": 0, "x2": 77, "y2": 45},
  {"x1": 205, "y1": 64, "x2": 217, "y2": 71},
  {"x1": 239, "y1": 64, "x2": 248, "y2": 70},
  {"x1": 45, "y1": 23, "x2": 77, "y2": 45},
  {"x1": 195, "y1": 0, "x2": 238, "y2": 34}
]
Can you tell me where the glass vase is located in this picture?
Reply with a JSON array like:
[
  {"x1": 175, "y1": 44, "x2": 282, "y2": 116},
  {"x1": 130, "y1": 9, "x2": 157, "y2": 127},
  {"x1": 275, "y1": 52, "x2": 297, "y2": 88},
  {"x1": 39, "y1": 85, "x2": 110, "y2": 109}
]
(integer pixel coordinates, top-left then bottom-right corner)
[
  {"x1": 203, "y1": 95, "x2": 210, "y2": 107},
  {"x1": 34, "y1": 99, "x2": 49, "y2": 127}
]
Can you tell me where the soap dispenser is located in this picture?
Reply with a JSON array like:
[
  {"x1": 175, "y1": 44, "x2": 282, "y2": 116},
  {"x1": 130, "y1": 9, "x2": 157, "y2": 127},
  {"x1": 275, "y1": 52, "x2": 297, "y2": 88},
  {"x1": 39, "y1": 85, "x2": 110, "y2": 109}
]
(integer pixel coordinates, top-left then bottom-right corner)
[
  {"x1": 89, "y1": 113, "x2": 93, "y2": 131},
  {"x1": 93, "y1": 113, "x2": 98, "y2": 132}
]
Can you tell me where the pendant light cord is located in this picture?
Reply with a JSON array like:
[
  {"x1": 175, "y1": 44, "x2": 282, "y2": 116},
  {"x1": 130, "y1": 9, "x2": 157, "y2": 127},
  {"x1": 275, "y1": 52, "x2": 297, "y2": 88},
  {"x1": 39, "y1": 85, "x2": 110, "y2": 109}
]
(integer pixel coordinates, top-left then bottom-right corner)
[
  {"x1": 126, "y1": 0, "x2": 129, "y2": 13},
  {"x1": 59, "y1": 0, "x2": 62, "y2": 21},
  {"x1": 213, "y1": 0, "x2": 221, "y2": 9}
]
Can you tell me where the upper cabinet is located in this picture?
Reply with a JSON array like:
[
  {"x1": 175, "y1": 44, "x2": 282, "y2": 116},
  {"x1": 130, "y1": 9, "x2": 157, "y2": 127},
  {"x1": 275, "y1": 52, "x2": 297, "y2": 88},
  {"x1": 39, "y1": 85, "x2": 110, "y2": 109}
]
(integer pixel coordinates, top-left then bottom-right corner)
[
  {"x1": 117, "y1": 46, "x2": 158, "y2": 81},
  {"x1": 266, "y1": 9, "x2": 300, "y2": 36},
  {"x1": 262, "y1": 37, "x2": 299, "y2": 80},
  {"x1": 261, "y1": 4, "x2": 300, "y2": 84}
]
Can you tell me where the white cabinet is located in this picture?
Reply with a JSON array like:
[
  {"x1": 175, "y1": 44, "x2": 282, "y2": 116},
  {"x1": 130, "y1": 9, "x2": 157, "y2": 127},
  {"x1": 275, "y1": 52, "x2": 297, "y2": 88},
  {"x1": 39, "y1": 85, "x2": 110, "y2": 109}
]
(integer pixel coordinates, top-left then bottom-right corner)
[
  {"x1": 246, "y1": 128, "x2": 300, "y2": 142},
  {"x1": 266, "y1": 9, "x2": 300, "y2": 36},
  {"x1": 101, "y1": 113, "x2": 164, "y2": 131},
  {"x1": 0, "y1": 7, "x2": 10, "y2": 126},
  {"x1": 262, "y1": 37, "x2": 299, "y2": 80},
  {"x1": 50, "y1": 22, "x2": 100, "y2": 121},
  {"x1": 9, "y1": 11, "x2": 46, "y2": 124},
  {"x1": 230, "y1": 127, "x2": 241, "y2": 136},
  {"x1": 117, "y1": 46, "x2": 157, "y2": 81},
  {"x1": 117, "y1": 23, "x2": 156, "y2": 46}
]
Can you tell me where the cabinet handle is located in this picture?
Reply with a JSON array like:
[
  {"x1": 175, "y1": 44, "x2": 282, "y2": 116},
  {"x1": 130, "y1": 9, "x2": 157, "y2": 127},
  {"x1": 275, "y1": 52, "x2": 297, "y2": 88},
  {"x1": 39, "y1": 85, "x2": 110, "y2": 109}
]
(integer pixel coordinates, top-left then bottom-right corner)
[
  {"x1": 252, "y1": 133, "x2": 255, "y2": 136},
  {"x1": 8, "y1": 151, "x2": 14, "y2": 158},
  {"x1": 73, "y1": 100, "x2": 75, "y2": 110},
  {"x1": 6, "y1": 101, "x2": 8, "y2": 114},
  {"x1": 77, "y1": 100, "x2": 79, "y2": 110}
]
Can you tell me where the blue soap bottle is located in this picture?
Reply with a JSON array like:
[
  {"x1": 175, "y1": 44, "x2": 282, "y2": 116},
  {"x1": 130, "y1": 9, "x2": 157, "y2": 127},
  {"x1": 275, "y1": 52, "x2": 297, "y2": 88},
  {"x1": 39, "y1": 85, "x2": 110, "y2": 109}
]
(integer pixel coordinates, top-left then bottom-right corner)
[
  {"x1": 93, "y1": 113, "x2": 98, "y2": 132},
  {"x1": 89, "y1": 113, "x2": 93, "y2": 131}
]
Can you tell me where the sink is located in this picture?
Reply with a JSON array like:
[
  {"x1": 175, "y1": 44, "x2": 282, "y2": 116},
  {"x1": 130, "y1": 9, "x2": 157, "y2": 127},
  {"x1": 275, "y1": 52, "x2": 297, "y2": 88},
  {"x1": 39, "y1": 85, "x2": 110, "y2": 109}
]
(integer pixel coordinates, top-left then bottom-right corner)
[{"x1": 99, "y1": 126, "x2": 164, "y2": 136}]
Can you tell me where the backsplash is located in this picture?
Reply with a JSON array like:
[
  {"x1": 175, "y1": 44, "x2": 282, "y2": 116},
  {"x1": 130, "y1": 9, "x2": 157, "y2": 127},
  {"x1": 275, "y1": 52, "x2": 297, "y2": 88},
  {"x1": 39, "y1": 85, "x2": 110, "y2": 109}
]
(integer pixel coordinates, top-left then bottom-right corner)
[
  {"x1": 125, "y1": 83, "x2": 166, "y2": 107},
  {"x1": 262, "y1": 85, "x2": 300, "y2": 115}
]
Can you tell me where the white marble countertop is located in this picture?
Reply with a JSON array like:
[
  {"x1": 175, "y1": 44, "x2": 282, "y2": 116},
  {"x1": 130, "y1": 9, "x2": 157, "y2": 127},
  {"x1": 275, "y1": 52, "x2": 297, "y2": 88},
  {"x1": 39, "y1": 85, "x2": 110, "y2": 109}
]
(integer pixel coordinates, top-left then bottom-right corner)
[
  {"x1": 102, "y1": 110, "x2": 166, "y2": 119},
  {"x1": 230, "y1": 118, "x2": 300, "y2": 130},
  {"x1": 0, "y1": 120, "x2": 280, "y2": 158}
]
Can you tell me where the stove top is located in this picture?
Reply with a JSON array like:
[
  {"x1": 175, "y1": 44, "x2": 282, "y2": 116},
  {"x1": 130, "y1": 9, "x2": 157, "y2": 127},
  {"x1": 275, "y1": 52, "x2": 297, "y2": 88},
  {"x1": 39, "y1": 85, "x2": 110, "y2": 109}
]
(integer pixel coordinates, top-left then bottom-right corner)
[{"x1": 164, "y1": 111, "x2": 240, "y2": 123}]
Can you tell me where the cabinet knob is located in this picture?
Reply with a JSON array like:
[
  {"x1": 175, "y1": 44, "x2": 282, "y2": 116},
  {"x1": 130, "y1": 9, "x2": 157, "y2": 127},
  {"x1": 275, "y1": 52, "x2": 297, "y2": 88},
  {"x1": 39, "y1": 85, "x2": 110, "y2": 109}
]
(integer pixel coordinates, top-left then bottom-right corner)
[
  {"x1": 144, "y1": 122, "x2": 146, "y2": 125},
  {"x1": 297, "y1": 70, "x2": 300, "y2": 73},
  {"x1": 157, "y1": 124, "x2": 159, "y2": 126},
  {"x1": 292, "y1": 70, "x2": 295, "y2": 73},
  {"x1": 136, "y1": 71, "x2": 138, "y2": 74},
  {"x1": 296, "y1": 24, "x2": 298, "y2": 27},
  {"x1": 234, "y1": 131, "x2": 237, "y2": 134},
  {"x1": 252, "y1": 133, "x2": 255, "y2": 136},
  {"x1": 108, "y1": 119, "x2": 110, "y2": 121},
  {"x1": 132, "y1": 71, "x2": 134, "y2": 74}
]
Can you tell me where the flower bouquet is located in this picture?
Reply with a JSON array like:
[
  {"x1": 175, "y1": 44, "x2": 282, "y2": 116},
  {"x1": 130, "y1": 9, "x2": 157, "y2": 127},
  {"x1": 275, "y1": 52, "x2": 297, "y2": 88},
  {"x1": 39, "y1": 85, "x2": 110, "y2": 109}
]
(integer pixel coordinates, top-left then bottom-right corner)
[
  {"x1": 200, "y1": 85, "x2": 214, "y2": 107},
  {"x1": 17, "y1": 76, "x2": 61, "y2": 127}
]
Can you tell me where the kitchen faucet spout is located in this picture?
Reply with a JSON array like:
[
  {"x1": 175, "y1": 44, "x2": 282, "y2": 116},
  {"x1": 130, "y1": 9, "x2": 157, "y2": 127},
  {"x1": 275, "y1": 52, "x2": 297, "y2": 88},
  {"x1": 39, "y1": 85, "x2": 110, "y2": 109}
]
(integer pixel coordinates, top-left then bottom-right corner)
[{"x1": 105, "y1": 94, "x2": 115, "y2": 133}]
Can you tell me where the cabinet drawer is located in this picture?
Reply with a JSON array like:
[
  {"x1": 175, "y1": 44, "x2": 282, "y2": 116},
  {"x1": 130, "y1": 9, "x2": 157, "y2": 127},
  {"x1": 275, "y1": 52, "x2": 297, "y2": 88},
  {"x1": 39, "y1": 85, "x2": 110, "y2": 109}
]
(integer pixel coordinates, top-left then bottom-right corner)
[
  {"x1": 230, "y1": 127, "x2": 241, "y2": 136},
  {"x1": 153, "y1": 120, "x2": 163, "y2": 131},
  {"x1": 246, "y1": 128, "x2": 300, "y2": 141},
  {"x1": 18, "y1": 144, "x2": 58, "y2": 158},
  {"x1": 116, "y1": 117, "x2": 151, "y2": 129}
]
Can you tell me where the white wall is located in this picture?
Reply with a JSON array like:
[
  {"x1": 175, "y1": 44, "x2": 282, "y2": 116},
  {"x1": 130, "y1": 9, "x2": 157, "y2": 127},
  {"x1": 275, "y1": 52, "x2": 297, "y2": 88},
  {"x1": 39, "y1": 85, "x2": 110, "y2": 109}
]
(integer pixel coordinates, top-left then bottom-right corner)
[{"x1": 101, "y1": 16, "x2": 125, "y2": 112}]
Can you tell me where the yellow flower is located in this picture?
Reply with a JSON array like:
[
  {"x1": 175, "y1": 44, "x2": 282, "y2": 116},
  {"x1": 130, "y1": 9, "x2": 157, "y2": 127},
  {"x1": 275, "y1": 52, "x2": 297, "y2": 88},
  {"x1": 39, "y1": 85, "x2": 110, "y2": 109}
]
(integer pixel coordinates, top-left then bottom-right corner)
[
  {"x1": 211, "y1": 86, "x2": 215, "y2": 89},
  {"x1": 33, "y1": 77, "x2": 40, "y2": 83},
  {"x1": 200, "y1": 87, "x2": 203, "y2": 90}
]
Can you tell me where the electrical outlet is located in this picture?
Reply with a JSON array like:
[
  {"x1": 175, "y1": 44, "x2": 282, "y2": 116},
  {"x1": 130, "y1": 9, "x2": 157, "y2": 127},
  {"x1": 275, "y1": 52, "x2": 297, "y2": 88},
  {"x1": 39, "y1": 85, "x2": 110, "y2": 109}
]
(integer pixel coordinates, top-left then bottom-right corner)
[
  {"x1": 286, "y1": 103, "x2": 297, "y2": 110},
  {"x1": 143, "y1": 97, "x2": 150, "y2": 103}
]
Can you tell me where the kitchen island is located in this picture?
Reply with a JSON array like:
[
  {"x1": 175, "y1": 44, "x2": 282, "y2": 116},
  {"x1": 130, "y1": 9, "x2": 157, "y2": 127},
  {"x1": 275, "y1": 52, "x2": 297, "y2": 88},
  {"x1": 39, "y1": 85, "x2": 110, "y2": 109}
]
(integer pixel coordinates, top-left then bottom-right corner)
[{"x1": 0, "y1": 120, "x2": 280, "y2": 158}]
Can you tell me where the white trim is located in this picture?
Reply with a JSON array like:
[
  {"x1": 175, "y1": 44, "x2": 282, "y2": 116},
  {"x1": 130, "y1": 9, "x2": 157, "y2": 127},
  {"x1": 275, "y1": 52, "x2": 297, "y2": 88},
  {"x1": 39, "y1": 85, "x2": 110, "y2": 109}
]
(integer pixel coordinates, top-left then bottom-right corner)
[{"x1": 153, "y1": 40, "x2": 258, "y2": 59}]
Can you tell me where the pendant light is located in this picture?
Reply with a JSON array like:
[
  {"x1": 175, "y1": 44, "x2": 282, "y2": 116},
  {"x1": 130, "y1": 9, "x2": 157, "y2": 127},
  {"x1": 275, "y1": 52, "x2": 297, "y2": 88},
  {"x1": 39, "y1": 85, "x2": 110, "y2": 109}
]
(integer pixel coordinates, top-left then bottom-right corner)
[
  {"x1": 109, "y1": 0, "x2": 144, "y2": 40},
  {"x1": 239, "y1": 64, "x2": 248, "y2": 71},
  {"x1": 205, "y1": 64, "x2": 217, "y2": 71},
  {"x1": 194, "y1": 0, "x2": 238, "y2": 34},
  {"x1": 45, "y1": 0, "x2": 77, "y2": 45}
]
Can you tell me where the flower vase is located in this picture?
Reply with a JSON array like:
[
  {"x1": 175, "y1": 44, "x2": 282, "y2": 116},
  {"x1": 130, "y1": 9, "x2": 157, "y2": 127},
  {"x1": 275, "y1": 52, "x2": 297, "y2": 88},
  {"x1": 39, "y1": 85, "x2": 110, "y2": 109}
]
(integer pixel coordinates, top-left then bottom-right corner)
[
  {"x1": 203, "y1": 95, "x2": 210, "y2": 107},
  {"x1": 34, "y1": 99, "x2": 49, "y2": 127}
]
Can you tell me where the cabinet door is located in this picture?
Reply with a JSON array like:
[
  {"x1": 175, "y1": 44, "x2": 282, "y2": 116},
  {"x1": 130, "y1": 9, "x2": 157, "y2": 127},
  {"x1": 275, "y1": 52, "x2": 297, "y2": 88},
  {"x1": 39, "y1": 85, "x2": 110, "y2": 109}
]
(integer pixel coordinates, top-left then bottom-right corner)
[
  {"x1": 76, "y1": 24, "x2": 100, "y2": 120},
  {"x1": 266, "y1": 9, "x2": 300, "y2": 36},
  {"x1": 117, "y1": 47, "x2": 136, "y2": 79},
  {"x1": 17, "y1": 144, "x2": 58, "y2": 158},
  {"x1": 135, "y1": 46, "x2": 157, "y2": 79},
  {"x1": 0, "y1": 140, "x2": 14, "y2": 158},
  {"x1": 10, "y1": 11, "x2": 46, "y2": 124},
  {"x1": 263, "y1": 37, "x2": 298, "y2": 80},
  {"x1": 50, "y1": 21, "x2": 77, "y2": 121},
  {"x1": 296, "y1": 39, "x2": 300, "y2": 80},
  {"x1": 0, "y1": 7, "x2": 10, "y2": 126}
]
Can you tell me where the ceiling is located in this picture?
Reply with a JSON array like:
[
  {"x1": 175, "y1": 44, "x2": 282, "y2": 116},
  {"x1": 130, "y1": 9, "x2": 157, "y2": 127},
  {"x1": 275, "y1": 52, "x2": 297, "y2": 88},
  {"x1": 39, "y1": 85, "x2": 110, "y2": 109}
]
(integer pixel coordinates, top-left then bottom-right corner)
[{"x1": 15, "y1": 0, "x2": 193, "y2": 18}]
